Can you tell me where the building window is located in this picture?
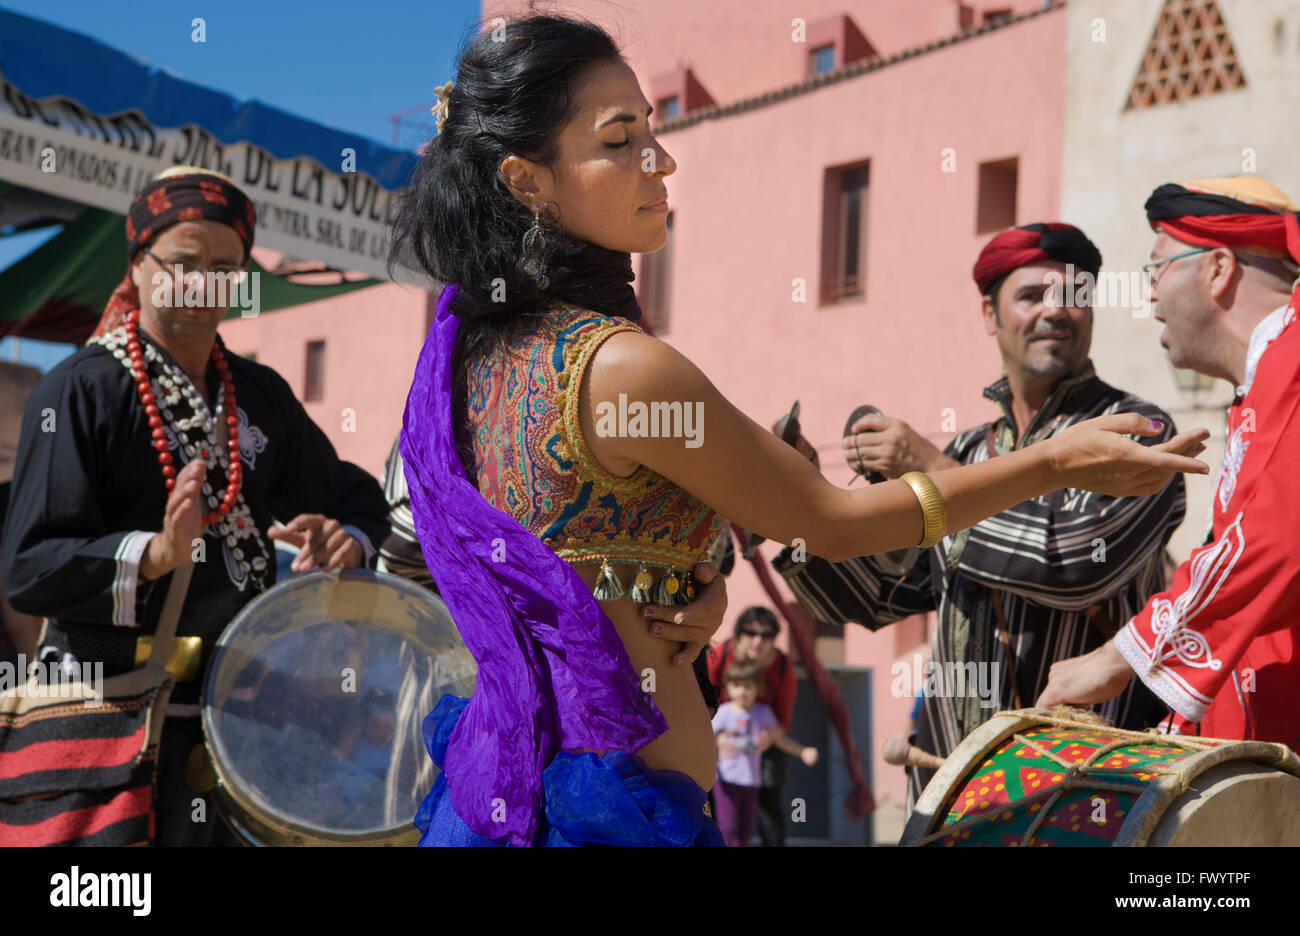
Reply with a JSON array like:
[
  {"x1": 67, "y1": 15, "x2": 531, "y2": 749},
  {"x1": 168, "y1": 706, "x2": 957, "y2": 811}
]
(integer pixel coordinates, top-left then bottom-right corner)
[
  {"x1": 982, "y1": 8, "x2": 1013, "y2": 26},
  {"x1": 976, "y1": 158, "x2": 1018, "y2": 233},
  {"x1": 1125, "y1": 0, "x2": 1246, "y2": 110},
  {"x1": 304, "y1": 340, "x2": 325, "y2": 402},
  {"x1": 649, "y1": 69, "x2": 713, "y2": 125},
  {"x1": 638, "y1": 211, "x2": 674, "y2": 333},
  {"x1": 811, "y1": 44, "x2": 836, "y2": 75},
  {"x1": 804, "y1": 15, "x2": 876, "y2": 77},
  {"x1": 821, "y1": 163, "x2": 869, "y2": 303}
]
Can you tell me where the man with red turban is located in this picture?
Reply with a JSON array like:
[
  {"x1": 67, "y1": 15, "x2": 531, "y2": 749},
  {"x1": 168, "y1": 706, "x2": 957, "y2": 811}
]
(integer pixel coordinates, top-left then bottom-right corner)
[
  {"x1": 1039, "y1": 177, "x2": 1300, "y2": 750},
  {"x1": 775, "y1": 222, "x2": 1197, "y2": 802},
  {"x1": 1, "y1": 167, "x2": 390, "y2": 844}
]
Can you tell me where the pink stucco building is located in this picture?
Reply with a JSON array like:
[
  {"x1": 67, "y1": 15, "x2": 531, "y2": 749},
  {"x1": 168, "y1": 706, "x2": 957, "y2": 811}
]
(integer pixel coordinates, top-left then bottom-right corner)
[
  {"x1": 227, "y1": 1, "x2": 1071, "y2": 839},
  {"x1": 221, "y1": 283, "x2": 432, "y2": 481}
]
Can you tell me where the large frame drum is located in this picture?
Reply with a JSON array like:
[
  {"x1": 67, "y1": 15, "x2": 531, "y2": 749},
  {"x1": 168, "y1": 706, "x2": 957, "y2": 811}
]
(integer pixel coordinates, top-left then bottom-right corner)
[
  {"x1": 201, "y1": 570, "x2": 476, "y2": 845},
  {"x1": 901, "y1": 708, "x2": 1300, "y2": 846}
]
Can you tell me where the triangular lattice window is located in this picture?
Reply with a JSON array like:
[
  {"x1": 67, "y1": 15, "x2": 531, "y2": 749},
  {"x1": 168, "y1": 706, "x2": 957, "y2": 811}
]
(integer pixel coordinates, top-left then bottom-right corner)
[{"x1": 1125, "y1": 0, "x2": 1246, "y2": 110}]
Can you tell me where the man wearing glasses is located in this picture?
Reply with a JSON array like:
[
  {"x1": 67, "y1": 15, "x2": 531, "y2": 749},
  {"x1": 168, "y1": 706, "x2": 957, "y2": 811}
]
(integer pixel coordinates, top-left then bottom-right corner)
[
  {"x1": 1039, "y1": 177, "x2": 1300, "y2": 751},
  {"x1": 706, "y1": 606, "x2": 797, "y2": 846},
  {"x1": 774, "y1": 223, "x2": 1188, "y2": 804},
  {"x1": 1, "y1": 167, "x2": 389, "y2": 845}
]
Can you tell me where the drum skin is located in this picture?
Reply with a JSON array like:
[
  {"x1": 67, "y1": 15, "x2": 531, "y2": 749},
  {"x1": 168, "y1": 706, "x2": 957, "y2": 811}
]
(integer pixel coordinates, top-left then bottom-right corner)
[
  {"x1": 1146, "y1": 764, "x2": 1300, "y2": 846},
  {"x1": 900, "y1": 709, "x2": 1300, "y2": 847},
  {"x1": 202, "y1": 570, "x2": 477, "y2": 846}
]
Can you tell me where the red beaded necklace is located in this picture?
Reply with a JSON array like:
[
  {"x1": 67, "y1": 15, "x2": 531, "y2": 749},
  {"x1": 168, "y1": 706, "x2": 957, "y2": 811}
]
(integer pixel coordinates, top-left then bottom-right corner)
[{"x1": 124, "y1": 308, "x2": 241, "y2": 525}]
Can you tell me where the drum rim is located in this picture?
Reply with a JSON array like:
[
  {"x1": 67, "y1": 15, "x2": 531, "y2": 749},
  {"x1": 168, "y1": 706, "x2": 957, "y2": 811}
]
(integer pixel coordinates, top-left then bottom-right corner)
[
  {"x1": 901, "y1": 710, "x2": 1033, "y2": 845},
  {"x1": 207, "y1": 568, "x2": 457, "y2": 657},
  {"x1": 1114, "y1": 740, "x2": 1300, "y2": 846},
  {"x1": 901, "y1": 708, "x2": 1300, "y2": 847},
  {"x1": 201, "y1": 568, "x2": 470, "y2": 845},
  {"x1": 210, "y1": 780, "x2": 422, "y2": 847}
]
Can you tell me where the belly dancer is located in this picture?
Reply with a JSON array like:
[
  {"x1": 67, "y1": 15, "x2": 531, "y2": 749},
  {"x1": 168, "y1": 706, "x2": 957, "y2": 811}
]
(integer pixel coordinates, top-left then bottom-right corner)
[{"x1": 393, "y1": 14, "x2": 1210, "y2": 847}]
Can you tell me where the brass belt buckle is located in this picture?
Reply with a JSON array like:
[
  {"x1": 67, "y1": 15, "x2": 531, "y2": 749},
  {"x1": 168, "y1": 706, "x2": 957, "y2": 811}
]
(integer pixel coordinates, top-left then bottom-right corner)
[{"x1": 135, "y1": 635, "x2": 203, "y2": 683}]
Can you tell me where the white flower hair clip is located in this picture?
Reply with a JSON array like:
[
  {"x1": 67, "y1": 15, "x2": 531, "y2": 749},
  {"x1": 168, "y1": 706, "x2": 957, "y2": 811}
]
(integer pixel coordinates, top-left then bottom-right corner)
[{"x1": 431, "y1": 81, "x2": 454, "y2": 134}]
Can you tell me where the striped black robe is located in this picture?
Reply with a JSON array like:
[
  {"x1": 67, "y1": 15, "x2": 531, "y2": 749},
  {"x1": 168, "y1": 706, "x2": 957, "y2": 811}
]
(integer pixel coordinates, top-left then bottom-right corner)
[{"x1": 774, "y1": 362, "x2": 1185, "y2": 805}]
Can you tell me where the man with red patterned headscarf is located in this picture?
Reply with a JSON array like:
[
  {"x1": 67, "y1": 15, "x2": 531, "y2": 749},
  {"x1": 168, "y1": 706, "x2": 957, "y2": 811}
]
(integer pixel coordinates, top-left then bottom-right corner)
[
  {"x1": 775, "y1": 222, "x2": 1194, "y2": 804},
  {"x1": 1, "y1": 167, "x2": 389, "y2": 845},
  {"x1": 1040, "y1": 177, "x2": 1300, "y2": 750}
]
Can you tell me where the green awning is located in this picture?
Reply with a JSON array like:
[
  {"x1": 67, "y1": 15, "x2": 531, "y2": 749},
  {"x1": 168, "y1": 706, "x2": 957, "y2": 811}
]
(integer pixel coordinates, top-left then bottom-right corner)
[{"x1": 0, "y1": 207, "x2": 382, "y2": 343}]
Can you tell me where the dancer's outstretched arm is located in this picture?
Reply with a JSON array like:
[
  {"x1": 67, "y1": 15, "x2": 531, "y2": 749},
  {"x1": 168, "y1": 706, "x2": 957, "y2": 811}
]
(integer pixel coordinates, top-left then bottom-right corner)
[{"x1": 582, "y1": 331, "x2": 1209, "y2": 563}]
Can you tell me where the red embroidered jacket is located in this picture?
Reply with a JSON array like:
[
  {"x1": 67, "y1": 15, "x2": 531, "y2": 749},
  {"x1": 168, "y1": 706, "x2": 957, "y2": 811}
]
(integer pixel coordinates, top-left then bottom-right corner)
[{"x1": 1114, "y1": 303, "x2": 1300, "y2": 746}]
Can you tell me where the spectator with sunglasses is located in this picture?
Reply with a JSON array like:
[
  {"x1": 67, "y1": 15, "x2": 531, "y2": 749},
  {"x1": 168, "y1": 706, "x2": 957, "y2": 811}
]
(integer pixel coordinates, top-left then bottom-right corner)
[{"x1": 706, "y1": 606, "x2": 798, "y2": 846}]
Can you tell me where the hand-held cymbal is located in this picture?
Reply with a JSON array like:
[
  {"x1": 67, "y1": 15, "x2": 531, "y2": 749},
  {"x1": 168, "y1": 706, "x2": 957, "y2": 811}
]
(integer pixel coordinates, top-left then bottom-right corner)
[
  {"x1": 774, "y1": 399, "x2": 802, "y2": 446},
  {"x1": 843, "y1": 404, "x2": 887, "y2": 485}
]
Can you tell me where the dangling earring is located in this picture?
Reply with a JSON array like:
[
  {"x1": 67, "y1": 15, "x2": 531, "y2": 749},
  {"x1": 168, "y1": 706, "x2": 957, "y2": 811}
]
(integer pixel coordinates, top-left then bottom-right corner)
[{"x1": 521, "y1": 202, "x2": 555, "y2": 290}]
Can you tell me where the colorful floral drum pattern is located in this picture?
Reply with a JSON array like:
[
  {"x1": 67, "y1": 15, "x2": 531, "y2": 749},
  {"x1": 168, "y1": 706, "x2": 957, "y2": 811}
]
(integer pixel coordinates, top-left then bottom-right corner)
[{"x1": 926, "y1": 725, "x2": 1222, "y2": 847}]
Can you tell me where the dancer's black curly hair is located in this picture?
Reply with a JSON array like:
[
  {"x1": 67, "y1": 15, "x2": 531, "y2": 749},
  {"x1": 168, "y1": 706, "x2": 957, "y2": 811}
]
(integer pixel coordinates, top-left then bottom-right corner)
[{"x1": 388, "y1": 14, "x2": 626, "y2": 478}]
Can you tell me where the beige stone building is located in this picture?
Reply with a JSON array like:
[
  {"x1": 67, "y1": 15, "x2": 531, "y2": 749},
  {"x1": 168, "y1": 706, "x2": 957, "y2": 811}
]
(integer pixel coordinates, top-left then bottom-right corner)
[{"x1": 1062, "y1": 0, "x2": 1300, "y2": 560}]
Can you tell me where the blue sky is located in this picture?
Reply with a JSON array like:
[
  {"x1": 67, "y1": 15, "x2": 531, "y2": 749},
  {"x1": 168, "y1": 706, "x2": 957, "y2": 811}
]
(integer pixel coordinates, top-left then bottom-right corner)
[
  {"x1": 1, "y1": 0, "x2": 481, "y2": 144},
  {"x1": 0, "y1": 0, "x2": 481, "y2": 368}
]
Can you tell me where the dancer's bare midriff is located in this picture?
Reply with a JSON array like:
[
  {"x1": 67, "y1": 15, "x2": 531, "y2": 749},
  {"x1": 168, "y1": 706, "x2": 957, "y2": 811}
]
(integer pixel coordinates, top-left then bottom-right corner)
[{"x1": 568, "y1": 559, "x2": 717, "y2": 793}]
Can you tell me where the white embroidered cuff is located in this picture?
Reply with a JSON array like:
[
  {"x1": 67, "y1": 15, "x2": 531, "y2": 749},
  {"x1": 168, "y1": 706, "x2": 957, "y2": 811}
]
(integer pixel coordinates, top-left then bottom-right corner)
[
  {"x1": 113, "y1": 531, "x2": 156, "y2": 627},
  {"x1": 342, "y1": 525, "x2": 376, "y2": 565},
  {"x1": 1114, "y1": 621, "x2": 1208, "y2": 722}
]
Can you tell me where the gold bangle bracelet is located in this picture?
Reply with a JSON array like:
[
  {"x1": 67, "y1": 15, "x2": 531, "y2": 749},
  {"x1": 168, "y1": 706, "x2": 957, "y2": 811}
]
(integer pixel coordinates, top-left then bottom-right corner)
[{"x1": 899, "y1": 471, "x2": 948, "y2": 548}]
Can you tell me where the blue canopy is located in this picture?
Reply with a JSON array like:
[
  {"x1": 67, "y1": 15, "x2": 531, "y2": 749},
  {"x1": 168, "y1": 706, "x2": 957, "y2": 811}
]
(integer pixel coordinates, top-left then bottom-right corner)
[{"x1": 0, "y1": 7, "x2": 418, "y2": 191}]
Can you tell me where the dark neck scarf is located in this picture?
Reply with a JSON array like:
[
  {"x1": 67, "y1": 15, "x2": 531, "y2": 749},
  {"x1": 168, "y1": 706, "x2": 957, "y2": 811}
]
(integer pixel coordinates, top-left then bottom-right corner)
[
  {"x1": 545, "y1": 233, "x2": 641, "y2": 320},
  {"x1": 450, "y1": 231, "x2": 642, "y2": 322}
]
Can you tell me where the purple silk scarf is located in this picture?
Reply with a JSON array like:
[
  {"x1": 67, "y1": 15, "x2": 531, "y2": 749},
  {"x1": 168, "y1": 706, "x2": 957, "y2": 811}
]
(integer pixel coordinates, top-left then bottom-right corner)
[{"x1": 399, "y1": 282, "x2": 669, "y2": 846}]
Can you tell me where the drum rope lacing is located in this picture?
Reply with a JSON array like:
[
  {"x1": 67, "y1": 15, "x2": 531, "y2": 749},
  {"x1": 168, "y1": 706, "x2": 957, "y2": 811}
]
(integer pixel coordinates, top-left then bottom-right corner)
[{"x1": 909, "y1": 713, "x2": 1245, "y2": 848}]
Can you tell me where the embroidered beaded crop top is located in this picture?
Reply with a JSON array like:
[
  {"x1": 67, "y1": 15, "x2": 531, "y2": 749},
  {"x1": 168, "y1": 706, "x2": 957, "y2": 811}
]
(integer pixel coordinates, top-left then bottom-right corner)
[{"x1": 465, "y1": 307, "x2": 723, "y2": 605}]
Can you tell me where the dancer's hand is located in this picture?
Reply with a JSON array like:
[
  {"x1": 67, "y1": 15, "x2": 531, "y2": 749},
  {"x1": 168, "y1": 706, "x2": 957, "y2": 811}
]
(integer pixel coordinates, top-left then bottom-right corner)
[
  {"x1": 643, "y1": 561, "x2": 729, "y2": 667},
  {"x1": 1043, "y1": 414, "x2": 1209, "y2": 496},
  {"x1": 1036, "y1": 640, "x2": 1134, "y2": 708}
]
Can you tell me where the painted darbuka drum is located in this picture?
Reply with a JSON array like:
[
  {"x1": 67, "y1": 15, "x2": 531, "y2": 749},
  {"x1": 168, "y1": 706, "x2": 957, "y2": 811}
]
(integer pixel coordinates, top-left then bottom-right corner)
[
  {"x1": 901, "y1": 709, "x2": 1300, "y2": 847},
  {"x1": 201, "y1": 570, "x2": 476, "y2": 846}
]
